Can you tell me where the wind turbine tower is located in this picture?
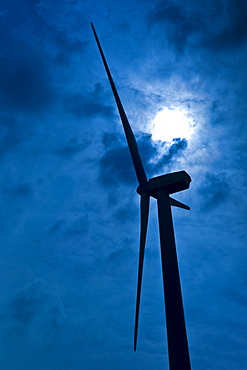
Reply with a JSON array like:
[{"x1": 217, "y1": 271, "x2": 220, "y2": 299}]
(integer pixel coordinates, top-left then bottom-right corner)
[{"x1": 91, "y1": 23, "x2": 192, "y2": 370}]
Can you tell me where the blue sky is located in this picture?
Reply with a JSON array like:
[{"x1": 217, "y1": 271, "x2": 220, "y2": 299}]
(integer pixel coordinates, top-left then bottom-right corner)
[{"x1": 0, "y1": 0, "x2": 247, "y2": 369}]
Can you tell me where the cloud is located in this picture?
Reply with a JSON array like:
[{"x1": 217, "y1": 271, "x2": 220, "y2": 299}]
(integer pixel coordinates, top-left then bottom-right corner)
[
  {"x1": 54, "y1": 34, "x2": 88, "y2": 65},
  {"x1": 99, "y1": 132, "x2": 188, "y2": 187},
  {"x1": 198, "y1": 172, "x2": 231, "y2": 211},
  {"x1": 165, "y1": 137, "x2": 188, "y2": 160},
  {"x1": 0, "y1": 48, "x2": 54, "y2": 113},
  {"x1": 139, "y1": 135, "x2": 188, "y2": 175},
  {"x1": 65, "y1": 95, "x2": 114, "y2": 118},
  {"x1": 55, "y1": 138, "x2": 86, "y2": 159},
  {"x1": 108, "y1": 237, "x2": 134, "y2": 263},
  {"x1": 65, "y1": 215, "x2": 90, "y2": 236},
  {"x1": 99, "y1": 145, "x2": 135, "y2": 186},
  {"x1": 6, "y1": 279, "x2": 47, "y2": 324},
  {"x1": 102, "y1": 132, "x2": 122, "y2": 149},
  {"x1": 47, "y1": 220, "x2": 65, "y2": 235},
  {"x1": 4, "y1": 183, "x2": 33, "y2": 198},
  {"x1": 204, "y1": 0, "x2": 247, "y2": 50},
  {"x1": 148, "y1": 0, "x2": 202, "y2": 53},
  {"x1": 148, "y1": 0, "x2": 247, "y2": 54},
  {"x1": 65, "y1": 83, "x2": 115, "y2": 118},
  {"x1": 0, "y1": 117, "x2": 25, "y2": 156}
]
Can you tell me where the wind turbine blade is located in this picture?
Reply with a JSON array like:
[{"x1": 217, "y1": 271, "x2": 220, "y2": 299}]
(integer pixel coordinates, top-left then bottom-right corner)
[
  {"x1": 134, "y1": 191, "x2": 150, "y2": 351},
  {"x1": 91, "y1": 23, "x2": 148, "y2": 186},
  {"x1": 169, "y1": 197, "x2": 190, "y2": 210}
]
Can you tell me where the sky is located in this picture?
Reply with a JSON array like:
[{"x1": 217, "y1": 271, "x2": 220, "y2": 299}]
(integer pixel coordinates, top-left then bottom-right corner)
[{"x1": 0, "y1": 0, "x2": 247, "y2": 369}]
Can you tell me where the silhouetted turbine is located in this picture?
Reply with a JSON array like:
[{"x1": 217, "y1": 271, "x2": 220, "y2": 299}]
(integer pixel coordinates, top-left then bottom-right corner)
[{"x1": 91, "y1": 23, "x2": 192, "y2": 370}]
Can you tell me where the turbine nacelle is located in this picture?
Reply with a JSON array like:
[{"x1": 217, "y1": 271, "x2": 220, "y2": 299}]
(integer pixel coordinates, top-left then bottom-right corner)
[{"x1": 136, "y1": 170, "x2": 191, "y2": 198}]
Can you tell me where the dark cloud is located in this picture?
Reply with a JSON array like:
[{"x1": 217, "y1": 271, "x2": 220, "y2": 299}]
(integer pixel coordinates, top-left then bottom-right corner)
[
  {"x1": 55, "y1": 138, "x2": 86, "y2": 159},
  {"x1": 0, "y1": 0, "x2": 41, "y2": 40},
  {"x1": 0, "y1": 13, "x2": 55, "y2": 114},
  {"x1": 99, "y1": 145, "x2": 135, "y2": 186},
  {"x1": 225, "y1": 287, "x2": 247, "y2": 307},
  {"x1": 149, "y1": 0, "x2": 247, "y2": 53},
  {"x1": 199, "y1": 172, "x2": 230, "y2": 211},
  {"x1": 108, "y1": 237, "x2": 134, "y2": 263},
  {"x1": 65, "y1": 95, "x2": 114, "y2": 118},
  {"x1": 205, "y1": 0, "x2": 247, "y2": 50},
  {"x1": 47, "y1": 220, "x2": 65, "y2": 235},
  {"x1": 112, "y1": 197, "x2": 138, "y2": 224},
  {"x1": 139, "y1": 135, "x2": 188, "y2": 174},
  {"x1": 137, "y1": 133, "x2": 161, "y2": 174},
  {"x1": 102, "y1": 132, "x2": 122, "y2": 149},
  {"x1": 0, "y1": 118, "x2": 24, "y2": 156},
  {"x1": 99, "y1": 132, "x2": 187, "y2": 186},
  {"x1": 2, "y1": 183, "x2": 33, "y2": 198},
  {"x1": 54, "y1": 35, "x2": 88, "y2": 65},
  {"x1": 164, "y1": 137, "x2": 188, "y2": 162},
  {"x1": 0, "y1": 1, "x2": 88, "y2": 117},
  {"x1": 65, "y1": 83, "x2": 115, "y2": 118},
  {"x1": 65, "y1": 215, "x2": 89, "y2": 235},
  {"x1": 7, "y1": 279, "x2": 47, "y2": 324},
  {"x1": 148, "y1": 0, "x2": 202, "y2": 53},
  {"x1": 0, "y1": 54, "x2": 54, "y2": 113}
]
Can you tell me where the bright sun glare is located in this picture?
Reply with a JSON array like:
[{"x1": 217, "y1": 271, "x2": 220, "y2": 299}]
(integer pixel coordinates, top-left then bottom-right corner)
[{"x1": 151, "y1": 108, "x2": 193, "y2": 142}]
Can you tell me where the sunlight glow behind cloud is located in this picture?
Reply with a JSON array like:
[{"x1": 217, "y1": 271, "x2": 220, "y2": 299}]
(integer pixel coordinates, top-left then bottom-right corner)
[{"x1": 151, "y1": 108, "x2": 193, "y2": 142}]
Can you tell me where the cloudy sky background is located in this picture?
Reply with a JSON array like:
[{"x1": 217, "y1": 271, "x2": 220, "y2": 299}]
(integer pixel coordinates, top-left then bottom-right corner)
[{"x1": 0, "y1": 0, "x2": 247, "y2": 369}]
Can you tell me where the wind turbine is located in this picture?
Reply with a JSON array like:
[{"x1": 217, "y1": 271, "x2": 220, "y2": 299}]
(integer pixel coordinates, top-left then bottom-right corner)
[{"x1": 91, "y1": 23, "x2": 192, "y2": 370}]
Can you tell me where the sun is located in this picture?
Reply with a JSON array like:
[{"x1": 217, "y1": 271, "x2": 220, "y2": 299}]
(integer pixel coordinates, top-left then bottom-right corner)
[{"x1": 151, "y1": 108, "x2": 193, "y2": 142}]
